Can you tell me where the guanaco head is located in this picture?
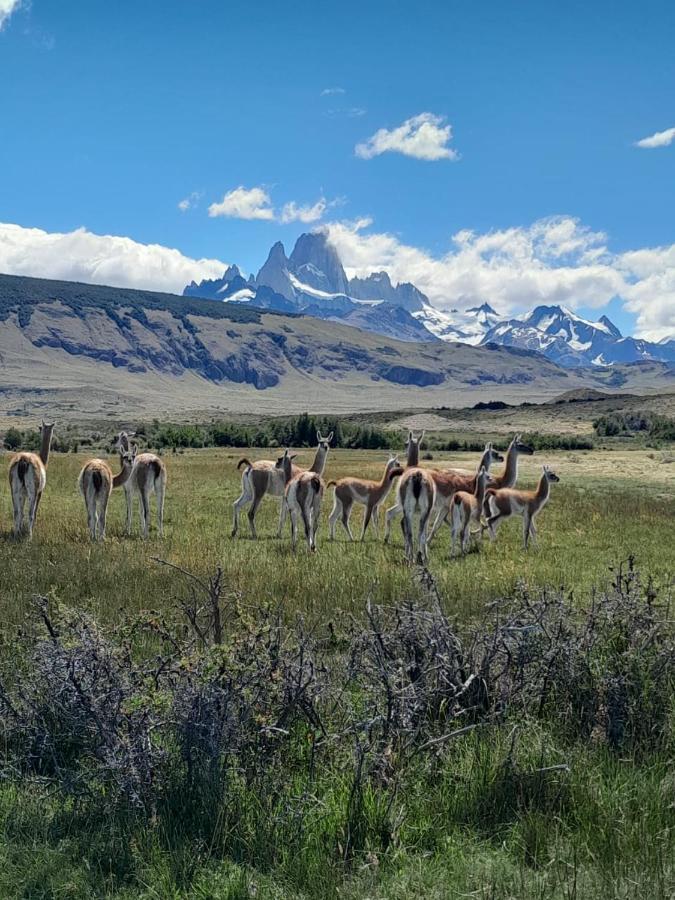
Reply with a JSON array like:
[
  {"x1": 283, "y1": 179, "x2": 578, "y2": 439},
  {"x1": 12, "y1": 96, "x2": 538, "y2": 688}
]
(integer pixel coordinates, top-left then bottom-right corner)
[
  {"x1": 542, "y1": 464, "x2": 560, "y2": 483},
  {"x1": 275, "y1": 448, "x2": 296, "y2": 482},
  {"x1": 484, "y1": 442, "x2": 505, "y2": 465},
  {"x1": 476, "y1": 465, "x2": 490, "y2": 492},
  {"x1": 405, "y1": 429, "x2": 425, "y2": 464},
  {"x1": 512, "y1": 433, "x2": 535, "y2": 456},
  {"x1": 385, "y1": 453, "x2": 401, "y2": 477},
  {"x1": 316, "y1": 430, "x2": 334, "y2": 451},
  {"x1": 39, "y1": 420, "x2": 56, "y2": 441},
  {"x1": 114, "y1": 431, "x2": 137, "y2": 453},
  {"x1": 120, "y1": 448, "x2": 136, "y2": 468}
]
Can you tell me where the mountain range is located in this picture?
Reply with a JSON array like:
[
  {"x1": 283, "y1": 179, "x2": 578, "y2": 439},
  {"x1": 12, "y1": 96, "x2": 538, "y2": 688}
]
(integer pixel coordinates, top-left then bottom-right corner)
[
  {"x1": 185, "y1": 231, "x2": 675, "y2": 369},
  {"x1": 1, "y1": 271, "x2": 672, "y2": 424}
]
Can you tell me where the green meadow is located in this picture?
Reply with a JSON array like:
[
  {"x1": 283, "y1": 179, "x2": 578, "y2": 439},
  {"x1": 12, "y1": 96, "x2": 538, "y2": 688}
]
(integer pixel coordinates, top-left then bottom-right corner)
[{"x1": 0, "y1": 445, "x2": 673, "y2": 899}]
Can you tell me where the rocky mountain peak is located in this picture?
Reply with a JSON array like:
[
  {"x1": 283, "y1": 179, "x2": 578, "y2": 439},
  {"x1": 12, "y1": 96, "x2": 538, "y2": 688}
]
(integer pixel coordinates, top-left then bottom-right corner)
[
  {"x1": 288, "y1": 231, "x2": 349, "y2": 295},
  {"x1": 599, "y1": 315, "x2": 622, "y2": 339},
  {"x1": 255, "y1": 241, "x2": 295, "y2": 300}
]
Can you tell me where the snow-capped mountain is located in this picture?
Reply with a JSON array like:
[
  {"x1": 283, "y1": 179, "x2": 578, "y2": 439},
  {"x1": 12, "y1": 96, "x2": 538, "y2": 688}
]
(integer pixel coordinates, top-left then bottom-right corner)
[
  {"x1": 185, "y1": 231, "x2": 436, "y2": 342},
  {"x1": 184, "y1": 232, "x2": 674, "y2": 366},
  {"x1": 481, "y1": 305, "x2": 675, "y2": 367}
]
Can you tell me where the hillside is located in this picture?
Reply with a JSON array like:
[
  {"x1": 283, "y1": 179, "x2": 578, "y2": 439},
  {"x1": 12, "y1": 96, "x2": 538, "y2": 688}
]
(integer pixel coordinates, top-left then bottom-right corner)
[{"x1": 0, "y1": 272, "x2": 673, "y2": 425}]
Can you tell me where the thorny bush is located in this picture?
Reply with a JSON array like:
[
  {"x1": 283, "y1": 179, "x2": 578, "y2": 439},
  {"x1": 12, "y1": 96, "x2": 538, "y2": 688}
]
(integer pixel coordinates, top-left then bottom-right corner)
[{"x1": 0, "y1": 558, "x2": 671, "y2": 827}]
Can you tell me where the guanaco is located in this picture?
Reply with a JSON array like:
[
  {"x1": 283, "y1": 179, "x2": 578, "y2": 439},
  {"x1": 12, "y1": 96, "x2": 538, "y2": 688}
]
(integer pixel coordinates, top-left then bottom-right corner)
[
  {"x1": 327, "y1": 454, "x2": 403, "y2": 541},
  {"x1": 78, "y1": 447, "x2": 137, "y2": 541},
  {"x1": 426, "y1": 443, "x2": 504, "y2": 542},
  {"x1": 450, "y1": 466, "x2": 490, "y2": 556},
  {"x1": 232, "y1": 431, "x2": 331, "y2": 539},
  {"x1": 485, "y1": 464, "x2": 560, "y2": 549},
  {"x1": 8, "y1": 420, "x2": 55, "y2": 539},
  {"x1": 397, "y1": 466, "x2": 436, "y2": 564},
  {"x1": 280, "y1": 450, "x2": 325, "y2": 552}
]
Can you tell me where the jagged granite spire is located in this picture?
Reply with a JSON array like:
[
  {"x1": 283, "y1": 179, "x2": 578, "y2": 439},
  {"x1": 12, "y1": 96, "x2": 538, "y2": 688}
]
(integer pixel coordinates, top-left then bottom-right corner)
[{"x1": 255, "y1": 241, "x2": 296, "y2": 300}]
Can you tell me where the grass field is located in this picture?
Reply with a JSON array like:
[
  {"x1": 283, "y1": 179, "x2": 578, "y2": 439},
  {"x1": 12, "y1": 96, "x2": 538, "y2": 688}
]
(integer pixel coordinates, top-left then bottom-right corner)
[
  {"x1": 0, "y1": 445, "x2": 673, "y2": 898},
  {"x1": 0, "y1": 446, "x2": 673, "y2": 626}
]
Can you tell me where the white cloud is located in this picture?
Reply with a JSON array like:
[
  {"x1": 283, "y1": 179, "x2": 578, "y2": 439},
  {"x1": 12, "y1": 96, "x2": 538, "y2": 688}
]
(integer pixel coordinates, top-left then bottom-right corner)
[
  {"x1": 635, "y1": 126, "x2": 675, "y2": 149},
  {"x1": 208, "y1": 186, "x2": 275, "y2": 221},
  {"x1": 321, "y1": 87, "x2": 345, "y2": 96},
  {"x1": 208, "y1": 186, "x2": 336, "y2": 225},
  {"x1": 0, "y1": 0, "x2": 21, "y2": 30},
  {"x1": 324, "y1": 216, "x2": 675, "y2": 342},
  {"x1": 280, "y1": 198, "x2": 328, "y2": 224},
  {"x1": 0, "y1": 222, "x2": 227, "y2": 294},
  {"x1": 355, "y1": 113, "x2": 458, "y2": 161},
  {"x1": 178, "y1": 191, "x2": 203, "y2": 212}
]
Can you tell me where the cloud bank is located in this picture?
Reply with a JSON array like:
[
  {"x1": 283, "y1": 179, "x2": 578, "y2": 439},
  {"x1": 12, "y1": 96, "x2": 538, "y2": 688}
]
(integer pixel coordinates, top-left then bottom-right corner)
[
  {"x1": 355, "y1": 113, "x2": 458, "y2": 161},
  {"x1": 0, "y1": 222, "x2": 227, "y2": 294},
  {"x1": 325, "y1": 216, "x2": 674, "y2": 341}
]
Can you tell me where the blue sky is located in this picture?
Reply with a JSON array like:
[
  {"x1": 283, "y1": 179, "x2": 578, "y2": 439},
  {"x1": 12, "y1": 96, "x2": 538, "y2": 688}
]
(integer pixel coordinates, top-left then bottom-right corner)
[{"x1": 1, "y1": 0, "x2": 674, "y2": 339}]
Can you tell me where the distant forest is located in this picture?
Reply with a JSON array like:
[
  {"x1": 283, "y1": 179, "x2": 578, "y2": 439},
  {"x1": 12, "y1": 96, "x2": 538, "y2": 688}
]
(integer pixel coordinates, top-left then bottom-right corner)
[
  {"x1": 2, "y1": 413, "x2": 597, "y2": 454},
  {"x1": 0, "y1": 272, "x2": 291, "y2": 328}
]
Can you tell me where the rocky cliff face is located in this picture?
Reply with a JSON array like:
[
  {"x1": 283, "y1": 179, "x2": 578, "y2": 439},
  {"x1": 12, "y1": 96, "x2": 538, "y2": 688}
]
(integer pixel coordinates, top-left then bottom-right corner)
[{"x1": 288, "y1": 231, "x2": 350, "y2": 295}]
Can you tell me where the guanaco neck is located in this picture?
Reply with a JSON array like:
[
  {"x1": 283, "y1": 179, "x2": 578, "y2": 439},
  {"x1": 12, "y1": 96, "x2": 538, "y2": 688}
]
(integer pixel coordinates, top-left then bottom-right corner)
[
  {"x1": 477, "y1": 447, "x2": 494, "y2": 473},
  {"x1": 535, "y1": 474, "x2": 550, "y2": 504},
  {"x1": 113, "y1": 460, "x2": 134, "y2": 489},
  {"x1": 309, "y1": 445, "x2": 328, "y2": 475},
  {"x1": 474, "y1": 474, "x2": 488, "y2": 507},
  {"x1": 379, "y1": 461, "x2": 396, "y2": 489},
  {"x1": 39, "y1": 426, "x2": 54, "y2": 467},
  {"x1": 501, "y1": 442, "x2": 520, "y2": 487}
]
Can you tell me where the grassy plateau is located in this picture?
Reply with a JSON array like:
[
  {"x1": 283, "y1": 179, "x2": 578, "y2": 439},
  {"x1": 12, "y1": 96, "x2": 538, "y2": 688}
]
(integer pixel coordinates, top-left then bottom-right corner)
[{"x1": 0, "y1": 444, "x2": 673, "y2": 899}]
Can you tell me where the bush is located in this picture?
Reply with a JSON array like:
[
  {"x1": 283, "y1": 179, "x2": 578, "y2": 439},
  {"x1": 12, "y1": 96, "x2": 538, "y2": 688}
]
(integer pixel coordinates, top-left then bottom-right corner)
[
  {"x1": 2, "y1": 427, "x2": 22, "y2": 450},
  {"x1": 136, "y1": 414, "x2": 393, "y2": 452},
  {"x1": 594, "y1": 411, "x2": 675, "y2": 441},
  {"x1": 0, "y1": 558, "x2": 671, "y2": 830}
]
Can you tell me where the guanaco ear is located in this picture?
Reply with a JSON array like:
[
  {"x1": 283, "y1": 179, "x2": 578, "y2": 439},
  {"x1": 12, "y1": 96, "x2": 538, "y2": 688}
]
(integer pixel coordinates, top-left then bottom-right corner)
[
  {"x1": 316, "y1": 430, "x2": 323, "y2": 443},
  {"x1": 327, "y1": 431, "x2": 334, "y2": 443},
  {"x1": 290, "y1": 453, "x2": 298, "y2": 460},
  {"x1": 419, "y1": 430, "x2": 426, "y2": 443},
  {"x1": 407, "y1": 431, "x2": 413, "y2": 442}
]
